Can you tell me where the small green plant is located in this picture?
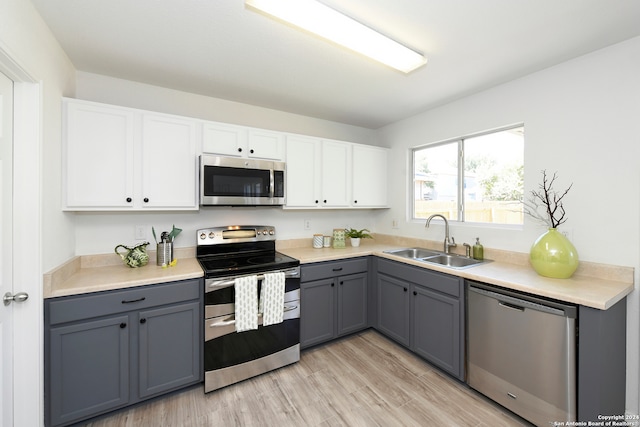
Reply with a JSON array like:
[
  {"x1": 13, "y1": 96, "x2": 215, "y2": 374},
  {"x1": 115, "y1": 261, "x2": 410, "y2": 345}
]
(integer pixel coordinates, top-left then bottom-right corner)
[{"x1": 344, "y1": 228, "x2": 372, "y2": 239}]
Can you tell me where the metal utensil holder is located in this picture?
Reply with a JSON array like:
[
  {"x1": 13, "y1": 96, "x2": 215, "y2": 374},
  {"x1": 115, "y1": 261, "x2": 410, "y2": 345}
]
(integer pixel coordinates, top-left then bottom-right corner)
[{"x1": 157, "y1": 242, "x2": 173, "y2": 266}]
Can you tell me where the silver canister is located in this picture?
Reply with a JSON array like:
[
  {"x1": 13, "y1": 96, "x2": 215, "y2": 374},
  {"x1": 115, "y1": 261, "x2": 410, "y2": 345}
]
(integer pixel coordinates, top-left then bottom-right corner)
[{"x1": 156, "y1": 242, "x2": 173, "y2": 266}]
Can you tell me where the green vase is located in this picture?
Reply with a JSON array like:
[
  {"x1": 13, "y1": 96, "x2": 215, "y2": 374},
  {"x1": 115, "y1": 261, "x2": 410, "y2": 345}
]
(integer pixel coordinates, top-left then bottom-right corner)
[{"x1": 530, "y1": 228, "x2": 579, "y2": 279}]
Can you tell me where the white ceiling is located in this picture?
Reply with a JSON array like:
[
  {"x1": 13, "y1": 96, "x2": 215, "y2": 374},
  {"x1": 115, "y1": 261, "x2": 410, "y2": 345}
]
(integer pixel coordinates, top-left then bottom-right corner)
[{"x1": 30, "y1": 0, "x2": 640, "y2": 129}]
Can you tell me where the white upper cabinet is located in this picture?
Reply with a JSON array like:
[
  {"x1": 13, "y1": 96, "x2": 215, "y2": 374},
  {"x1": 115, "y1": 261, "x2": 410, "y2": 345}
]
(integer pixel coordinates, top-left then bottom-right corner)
[
  {"x1": 62, "y1": 98, "x2": 198, "y2": 211},
  {"x1": 140, "y1": 114, "x2": 198, "y2": 209},
  {"x1": 202, "y1": 122, "x2": 284, "y2": 160},
  {"x1": 352, "y1": 144, "x2": 389, "y2": 207},
  {"x1": 284, "y1": 134, "x2": 388, "y2": 209},
  {"x1": 285, "y1": 135, "x2": 322, "y2": 207},
  {"x1": 321, "y1": 140, "x2": 352, "y2": 208}
]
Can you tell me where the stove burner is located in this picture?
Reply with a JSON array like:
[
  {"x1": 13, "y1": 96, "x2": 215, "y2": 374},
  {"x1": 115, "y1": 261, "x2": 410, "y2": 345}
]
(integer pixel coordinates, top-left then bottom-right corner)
[
  {"x1": 247, "y1": 255, "x2": 282, "y2": 265},
  {"x1": 201, "y1": 259, "x2": 239, "y2": 270}
]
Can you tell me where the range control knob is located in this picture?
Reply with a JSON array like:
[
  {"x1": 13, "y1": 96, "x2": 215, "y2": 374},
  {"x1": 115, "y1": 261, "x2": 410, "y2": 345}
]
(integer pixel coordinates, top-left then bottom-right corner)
[
  {"x1": 209, "y1": 232, "x2": 215, "y2": 239},
  {"x1": 199, "y1": 233, "x2": 206, "y2": 240},
  {"x1": 269, "y1": 230, "x2": 275, "y2": 235}
]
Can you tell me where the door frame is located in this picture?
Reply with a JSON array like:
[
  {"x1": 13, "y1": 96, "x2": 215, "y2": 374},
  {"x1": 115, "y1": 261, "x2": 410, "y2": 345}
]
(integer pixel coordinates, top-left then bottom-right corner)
[{"x1": 0, "y1": 46, "x2": 44, "y2": 427}]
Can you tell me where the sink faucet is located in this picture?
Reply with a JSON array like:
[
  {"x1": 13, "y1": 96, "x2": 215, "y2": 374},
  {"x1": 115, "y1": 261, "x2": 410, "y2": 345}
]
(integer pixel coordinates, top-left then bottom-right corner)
[{"x1": 425, "y1": 214, "x2": 457, "y2": 254}]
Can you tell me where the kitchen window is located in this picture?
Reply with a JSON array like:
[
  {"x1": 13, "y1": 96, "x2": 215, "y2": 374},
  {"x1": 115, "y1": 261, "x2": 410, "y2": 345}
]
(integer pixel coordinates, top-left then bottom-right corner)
[{"x1": 412, "y1": 125, "x2": 524, "y2": 225}]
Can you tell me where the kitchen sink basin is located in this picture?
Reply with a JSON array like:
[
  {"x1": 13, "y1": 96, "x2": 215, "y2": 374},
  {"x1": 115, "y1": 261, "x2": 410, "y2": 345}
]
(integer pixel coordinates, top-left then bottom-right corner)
[
  {"x1": 384, "y1": 247, "x2": 489, "y2": 269},
  {"x1": 383, "y1": 248, "x2": 441, "y2": 259},
  {"x1": 420, "y1": 254, "x2": 487, "y2": 269}
]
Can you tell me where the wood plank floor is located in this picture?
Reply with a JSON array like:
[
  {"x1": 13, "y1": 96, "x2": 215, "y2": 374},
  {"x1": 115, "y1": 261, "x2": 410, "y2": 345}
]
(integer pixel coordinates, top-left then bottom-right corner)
[{"x1": 83, "y1": 330, "x2": 531, "y2": 426}]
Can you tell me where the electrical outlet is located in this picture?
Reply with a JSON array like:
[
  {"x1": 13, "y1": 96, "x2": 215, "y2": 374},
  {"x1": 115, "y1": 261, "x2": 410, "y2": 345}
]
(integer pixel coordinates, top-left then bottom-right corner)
[
  {"x1": 304, "y1": 220, "x2": 311, "y2": 230},
  {"x1": 135, "y1": 225, "x2": 147, "y2": 240},
  {"x1": 392, "y1": 219, "x2": 399, "y2": 229}
]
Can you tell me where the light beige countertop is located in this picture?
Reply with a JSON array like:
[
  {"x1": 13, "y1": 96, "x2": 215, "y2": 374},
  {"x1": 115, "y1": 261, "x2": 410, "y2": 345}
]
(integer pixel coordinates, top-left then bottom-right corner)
[
  {"x1": 44, "y1": 247, "x2": 203, "y2": 298},
  {"x1": 278, "y1": 236, "x2": 634, "y2": 310},
  {"x1": 45, "y1": 235, "x2": 634, "y2": 310}
]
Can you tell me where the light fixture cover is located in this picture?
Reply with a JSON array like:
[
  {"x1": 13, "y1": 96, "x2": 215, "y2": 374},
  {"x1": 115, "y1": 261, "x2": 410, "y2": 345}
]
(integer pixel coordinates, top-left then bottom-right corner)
[{"x1": 245, "y1": 0, "x2": 427, "y2": 73}]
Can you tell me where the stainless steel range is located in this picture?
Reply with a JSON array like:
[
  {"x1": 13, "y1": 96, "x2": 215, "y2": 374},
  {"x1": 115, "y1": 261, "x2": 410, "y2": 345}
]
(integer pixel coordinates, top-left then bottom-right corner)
[{"x1": 196, "y1": 225, "x2": 301, "y2": 392}]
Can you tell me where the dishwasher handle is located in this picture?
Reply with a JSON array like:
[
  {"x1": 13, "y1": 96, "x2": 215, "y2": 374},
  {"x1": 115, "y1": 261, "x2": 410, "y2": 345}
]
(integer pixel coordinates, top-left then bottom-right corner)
[{"x1": 468, "y1": 282, "x2": 577, "y2": 318}]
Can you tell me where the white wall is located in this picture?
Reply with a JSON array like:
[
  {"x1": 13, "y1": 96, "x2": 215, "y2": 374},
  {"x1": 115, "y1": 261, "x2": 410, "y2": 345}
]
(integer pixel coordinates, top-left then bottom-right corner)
[
  {"x1": 72, "y1": 73, "x2": 380, "y2": 254},
  {"x1": 0, "y1": 0, "x2": 76, "y2": 272},
  {"x1": 376, "y1": 36, "x2": 640, "y2": 414}
]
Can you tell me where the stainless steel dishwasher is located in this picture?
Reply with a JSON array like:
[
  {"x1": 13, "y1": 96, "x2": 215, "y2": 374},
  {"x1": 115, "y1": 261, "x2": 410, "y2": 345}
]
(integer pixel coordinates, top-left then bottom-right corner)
[{"x1": 467, "y1": 282, "x2": 577, "y2": 427}]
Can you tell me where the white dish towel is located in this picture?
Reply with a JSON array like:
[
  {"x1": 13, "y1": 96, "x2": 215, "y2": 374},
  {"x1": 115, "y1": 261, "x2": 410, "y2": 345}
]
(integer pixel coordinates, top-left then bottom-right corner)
[
  {"x1": 235, "y1": 275, "x2": 258, "y2": 332},
  {"x1": 259, "y1": 272, "x2": 285, "y2": 326}
]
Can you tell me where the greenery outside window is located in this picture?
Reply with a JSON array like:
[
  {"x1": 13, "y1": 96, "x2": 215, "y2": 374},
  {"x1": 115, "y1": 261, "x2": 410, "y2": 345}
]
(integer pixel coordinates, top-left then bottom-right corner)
[{"x1": 413, "y1": 125, "x2": 524, "y2": 225}]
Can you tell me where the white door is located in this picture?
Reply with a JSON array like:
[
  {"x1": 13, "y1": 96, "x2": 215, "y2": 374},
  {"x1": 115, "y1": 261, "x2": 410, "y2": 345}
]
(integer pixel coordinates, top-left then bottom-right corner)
[{"x1": 0, "y1": 70, "x2": 14, "y2": 427}]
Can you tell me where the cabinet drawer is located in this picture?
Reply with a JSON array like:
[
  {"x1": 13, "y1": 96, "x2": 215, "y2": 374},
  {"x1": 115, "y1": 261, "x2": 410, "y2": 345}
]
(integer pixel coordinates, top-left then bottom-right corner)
[
  {"x1": 376, "y1": 258, "x2": 460, "y2": 298},
  {"x1": 301, "y1": 257, "x2": 368, "y2": 282},
  {"x1": 48, "y1": 278, "x2": 201, "y2": 325}
]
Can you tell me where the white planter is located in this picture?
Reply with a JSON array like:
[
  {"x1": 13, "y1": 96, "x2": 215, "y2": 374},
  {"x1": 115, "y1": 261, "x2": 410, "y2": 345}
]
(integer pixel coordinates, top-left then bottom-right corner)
[{"x1": 350, "y1": 238, "x2": 361, "y2": 247}]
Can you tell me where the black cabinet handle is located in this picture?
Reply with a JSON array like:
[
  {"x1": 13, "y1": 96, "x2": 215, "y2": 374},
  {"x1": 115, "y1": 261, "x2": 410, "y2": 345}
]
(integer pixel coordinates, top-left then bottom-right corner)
[
  {"x1": 331, "y1": 283, "x2": 335, "y2": 287},
  {"x1": 140, "y1": 318, "x2": 147, "y2": 324},
  {"x1": 238, "y1": 148, "x2": 243, "y2": 152},
  {"x1": 315, "y1": 200, "x2": 319, "y2": 204},
  {"x1": 332, "y1": 268, "x2": 343, "y2": 272},
  {"x1": 323, "y1": 199, "x2": 327, "y2": 203},
  {"x1": 143, "y1": 198, "x2": 149, "y2": 203},
  {"x1": 354, "y1": 200, "x2": 358, "y2": 204},
  {"x1": 340, "y1": 281, "x2": 344, "y2": 285},
  {"x1": 250, "y1": 149, "x2": 254, "y2": 154},
  {"x1": 126, "y1": 197, "x2": 132, "y2": 203},
  {"x1": 120, "y1": 323, "x2": 127, "y2": 329},
  {"x1": 122, "y1": 297, "x2": 146, "y2": 304},
  {"x1": 403, "y1": 287, "x2": 408, "y2": 292},
  {"x1": 413, "y1": 291, "x2": 417, "y2": 296}
]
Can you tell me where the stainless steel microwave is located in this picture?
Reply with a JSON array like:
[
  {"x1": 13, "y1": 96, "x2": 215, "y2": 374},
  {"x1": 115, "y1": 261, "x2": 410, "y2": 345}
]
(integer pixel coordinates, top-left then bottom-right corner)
[{"x1": 199, "y1": 155, "x2": 285, "y2": 206}]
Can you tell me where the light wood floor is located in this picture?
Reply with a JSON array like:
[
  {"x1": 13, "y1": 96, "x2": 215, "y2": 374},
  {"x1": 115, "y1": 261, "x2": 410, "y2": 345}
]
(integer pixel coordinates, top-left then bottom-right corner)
[{"x1": 83, "y1": 330, "x2": 531, "y2": 426}]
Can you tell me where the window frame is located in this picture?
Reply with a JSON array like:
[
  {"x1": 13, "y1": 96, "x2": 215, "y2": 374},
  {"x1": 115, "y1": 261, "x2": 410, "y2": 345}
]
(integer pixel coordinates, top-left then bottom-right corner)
[{"x1": 411, "y1": 124, "x2": 524, "y2": 225}]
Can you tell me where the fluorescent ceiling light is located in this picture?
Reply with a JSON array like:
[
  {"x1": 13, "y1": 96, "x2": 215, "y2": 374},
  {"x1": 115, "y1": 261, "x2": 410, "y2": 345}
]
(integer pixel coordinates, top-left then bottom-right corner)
[{"x1": 245, "y1": 0, "x2": 427, "y2": 73}]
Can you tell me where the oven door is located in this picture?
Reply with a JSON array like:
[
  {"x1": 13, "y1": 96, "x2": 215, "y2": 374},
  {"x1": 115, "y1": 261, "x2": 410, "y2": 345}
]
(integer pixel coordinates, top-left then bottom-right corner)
[{"x1": 200, "y1": 155, "x2": 285, "y2": 206}]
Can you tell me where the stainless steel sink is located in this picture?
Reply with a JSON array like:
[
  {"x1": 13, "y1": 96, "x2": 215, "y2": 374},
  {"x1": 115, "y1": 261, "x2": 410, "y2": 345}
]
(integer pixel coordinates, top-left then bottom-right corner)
[
  {"x1": 383, "y1": 248, "x2": 441, "y2": 259},
  {"x1": 420, "y1": 254, "x2": 486, "y2": 269},
  {"x1": 384, "y1": 247, "x2": 488, "y2": 269}
]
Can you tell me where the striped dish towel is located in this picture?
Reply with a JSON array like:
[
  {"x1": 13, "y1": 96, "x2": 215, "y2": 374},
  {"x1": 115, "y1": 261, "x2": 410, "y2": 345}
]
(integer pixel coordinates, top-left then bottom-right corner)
[
  {"x1": 259, "y1": 272, "x2": 285, "y2": 326},
  {"x1": 235, "y1": 275, "x2": 258, "y2": 332}
]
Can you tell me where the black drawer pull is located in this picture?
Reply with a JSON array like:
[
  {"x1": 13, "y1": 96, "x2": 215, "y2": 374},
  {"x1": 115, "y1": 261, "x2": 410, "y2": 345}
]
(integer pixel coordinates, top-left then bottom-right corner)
[
  {"x1": 120, "y1": 323, "x2": 127, "y2": 329},
  {"x1": 332, "y1": 268, "x2": 343, "y2": 272},
  {"x1": 413, "y1": 291, "x2": 417, "y2": 296},
  {"x1": 403, "y1": 287, "x2": 408, "y2": 292},
  {"x1": 122, "y1": 297, "x2": 146, "y2": 304},
  {"x1": 140, "y1": 318, "x2": 147, "y2": 324}
]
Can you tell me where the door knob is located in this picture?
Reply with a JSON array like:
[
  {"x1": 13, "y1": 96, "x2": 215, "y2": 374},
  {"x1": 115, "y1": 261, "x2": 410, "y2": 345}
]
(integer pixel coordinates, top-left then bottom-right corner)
[{"x1": 3, "y1": 291, "x2": 29, "y2": 306}]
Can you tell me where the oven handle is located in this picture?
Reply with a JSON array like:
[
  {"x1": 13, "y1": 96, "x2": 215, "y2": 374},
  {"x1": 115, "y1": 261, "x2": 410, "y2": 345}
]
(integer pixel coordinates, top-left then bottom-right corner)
[
  {"x1": 206, "y1": 268, "x2": 300, "y2": 290},
  {"x1": 207, "y1": 304, "x2": 299, "y2": 329}
]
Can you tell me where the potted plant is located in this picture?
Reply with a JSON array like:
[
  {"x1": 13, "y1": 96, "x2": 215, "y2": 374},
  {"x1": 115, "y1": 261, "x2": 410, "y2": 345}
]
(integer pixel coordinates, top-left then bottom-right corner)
[{"x1": 344, "y1": 228, "x2": 372, "y2": 247}]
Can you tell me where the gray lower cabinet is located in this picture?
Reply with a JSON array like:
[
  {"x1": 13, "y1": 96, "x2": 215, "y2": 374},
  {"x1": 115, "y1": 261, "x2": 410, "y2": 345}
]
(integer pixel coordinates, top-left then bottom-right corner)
[
  {"x1": 300, "y1": 257, "x2": 369, "y2": 348},
  {"x1": 45, "y1": 278, "x2": 203, "y2": 427},
  {"x1": 374, "y1": 258, "x2": 464, "y2": 380}
]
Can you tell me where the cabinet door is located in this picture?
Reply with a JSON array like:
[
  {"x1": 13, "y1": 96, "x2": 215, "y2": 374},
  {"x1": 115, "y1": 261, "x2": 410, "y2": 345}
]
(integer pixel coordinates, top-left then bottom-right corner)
[
  {"x1": 202, "y1": 121, "x2": 247, "y2": 157},
  {"x1": 300, "y1": 278, "x2": 335, "y2": 348},
  {"x1": 285, "y1": 135, "x2": 321, "y2": 207},
  {"x1": 352, "y1": 144, "x2": 388, "y2": 207},
  {"x1": 321, "y1": 140, "x2": 351, "y2": 207},
  {"x1": 247, "y1": 128, "x2": 285, "y2": 160},
  {"x1": 141, "y1": 114, "x2": 198, "y2": 209},
  {"x1": 49, "y1": 315, "x2": 130, "y2": 426},
  {"x1": 411, "y1": 285, "x2": 461, "y2": 379},
  {"x1": 63, "y1": 100, "x2": 135, "y2": 209},
  {"x1": 376, "y1": 274, "x2": 410, "y2": 346},
  {"x1": 138, "y1": 301, "x2": 201, "y2": 399},
  {"x1": 337, "y1": 272, "x2": 368, "y2": 336}
]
